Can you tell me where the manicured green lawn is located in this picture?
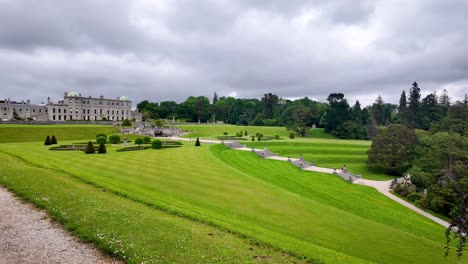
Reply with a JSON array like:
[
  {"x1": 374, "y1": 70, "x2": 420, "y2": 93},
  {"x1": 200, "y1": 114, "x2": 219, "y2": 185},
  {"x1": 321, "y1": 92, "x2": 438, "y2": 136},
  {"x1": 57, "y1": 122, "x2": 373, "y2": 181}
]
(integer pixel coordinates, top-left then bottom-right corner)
[
  {"x1": 0, "y1": 140, "x2": 461, "y2": 264},
  {"x1": 245, "y1": 140, "x2": 393, "y2": 181},
  {"x1": 0, "y1": 152, "x2": 301, "y2": 263},
  {"x1": 0, "y1": 124, "x2": 117, "y2": 143},
  {"x1": 178, "y1": 124, "x2": 336, "y2": 139}
]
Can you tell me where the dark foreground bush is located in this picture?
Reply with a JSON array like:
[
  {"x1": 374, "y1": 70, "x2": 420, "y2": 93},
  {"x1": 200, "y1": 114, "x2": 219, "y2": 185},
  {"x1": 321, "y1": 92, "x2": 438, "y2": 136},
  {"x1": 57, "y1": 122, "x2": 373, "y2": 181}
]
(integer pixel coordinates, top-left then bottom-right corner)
[
  {"x1": 152, "y1": 139, "x2": 162, "y2": 149},
  {"x1": 51, "y1": 135, "x2": 57, "y2": 144},
  {"x1": 97, "y1": 142, "x2": 107, "y2": 154},
  {"x1": 85, "y1": 141, "x2": 95, "y2": 154},
  {"x1": 143, "y1": 136, "x2": 151, "y2": 144},
  {"x1": 44, "y1": 136, "x2": 51, "y2": 145},
  {"x1": 289, "y1": 133, "x2": 295, "y2": 139},
  {"x1": 108, "y1": 134, "x2": 121, "y2": 144}
]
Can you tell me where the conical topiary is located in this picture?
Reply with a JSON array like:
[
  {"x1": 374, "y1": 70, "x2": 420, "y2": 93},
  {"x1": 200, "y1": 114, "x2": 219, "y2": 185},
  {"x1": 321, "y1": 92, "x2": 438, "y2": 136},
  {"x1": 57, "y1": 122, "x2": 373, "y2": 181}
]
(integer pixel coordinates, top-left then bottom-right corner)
[
  {"x1": 97, "y1": 142, "x2": 107, "y2": 154},
  {"x1": 85, "y1": 141, "x2": 95, "y2": 154},
  {"x1": 44, "y1": 135, "x2": 51, "y2": 145},
  {"x1": 51, "y1": 135, "x2": 57, "y2": 144},
  {"x1": 195, "y1": 137, "x2": 201, "y2": 146}
]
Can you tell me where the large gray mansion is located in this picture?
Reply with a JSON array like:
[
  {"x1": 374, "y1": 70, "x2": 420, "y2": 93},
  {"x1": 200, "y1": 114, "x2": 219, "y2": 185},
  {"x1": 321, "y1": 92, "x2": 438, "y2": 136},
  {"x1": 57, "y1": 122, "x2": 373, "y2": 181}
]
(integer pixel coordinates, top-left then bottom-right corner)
[{"x1": 1, "y1": 92, "x2": 142, "y2": 122}]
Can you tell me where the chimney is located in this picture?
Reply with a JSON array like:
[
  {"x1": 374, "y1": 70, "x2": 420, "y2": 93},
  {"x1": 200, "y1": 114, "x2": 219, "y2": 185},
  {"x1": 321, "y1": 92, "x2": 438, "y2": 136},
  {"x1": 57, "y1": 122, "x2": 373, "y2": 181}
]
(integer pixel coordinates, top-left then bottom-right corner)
[
  {"x1": 64, "y1": 92, "x2": 68, "y2": 97},
  {"x1": 27, "y1": 99, "x2": 30, "y2": 105},
  {"x1": 47, "y1": 97, "x2": 51, "y2": 104}
]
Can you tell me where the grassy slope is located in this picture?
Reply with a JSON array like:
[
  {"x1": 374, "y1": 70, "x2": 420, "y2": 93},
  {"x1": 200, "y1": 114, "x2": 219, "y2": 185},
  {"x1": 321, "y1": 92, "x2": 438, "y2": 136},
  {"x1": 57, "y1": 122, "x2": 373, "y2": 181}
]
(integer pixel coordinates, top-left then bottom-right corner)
[
  {"x1": 0, "y1": 152, "x2": 302, "y2": 263},
  {"x1": 245, "y1": 140, "x2": 393, "y2": 181},
  {"x1": 0, "y1": 141, "x2": 461, "y2": 264},
  {"x1": 0, "y1": 124, "x2": 117, "y2": 143},
  {"x1": 179, "y1": 124, "x2": 392, "y2": 180}
]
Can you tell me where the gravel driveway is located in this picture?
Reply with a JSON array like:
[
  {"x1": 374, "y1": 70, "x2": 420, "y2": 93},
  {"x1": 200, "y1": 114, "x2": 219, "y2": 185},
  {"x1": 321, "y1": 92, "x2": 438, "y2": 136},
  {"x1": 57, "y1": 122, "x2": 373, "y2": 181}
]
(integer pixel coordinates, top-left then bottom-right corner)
[{"x1": 0, "y1": 187, "x2": 119, "y2": 264}]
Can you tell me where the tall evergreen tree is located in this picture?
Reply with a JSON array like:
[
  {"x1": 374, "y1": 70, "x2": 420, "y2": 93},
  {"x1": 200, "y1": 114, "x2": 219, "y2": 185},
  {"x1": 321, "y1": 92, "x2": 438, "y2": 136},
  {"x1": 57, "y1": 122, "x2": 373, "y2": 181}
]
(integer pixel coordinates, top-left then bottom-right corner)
[
  {"x1": 323, "y1": 93, "x2": 350, "y2": 133},
  {"x1": 397, "y1": 90, "x2": 408, "y2": 123},
  {"x1": 408, "y1": 81, "x2": 421, "y2": 128},
  {"x1": 352, "y1": 100, "x2": 362, "y2": 124},
  {"x1": 372, "y1": 95, "x2": 385, "y2": 125},
  {"x1": 439, "y1": 89, "x2": 451, "y2": 117},
  {"x1": 213, "y1": 92, "x2": 218, "y2": 105},
  {"x1": 420, "y1": 93, "x2": 440, "y2": 129}
]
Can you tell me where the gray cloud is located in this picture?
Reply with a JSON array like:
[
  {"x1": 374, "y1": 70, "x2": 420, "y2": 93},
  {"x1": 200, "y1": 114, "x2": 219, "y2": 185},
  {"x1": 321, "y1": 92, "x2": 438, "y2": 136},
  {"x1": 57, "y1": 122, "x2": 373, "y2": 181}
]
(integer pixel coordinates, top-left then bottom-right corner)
[{"x1": 0, "y1": 0, "x2": 466, "y2": 107}]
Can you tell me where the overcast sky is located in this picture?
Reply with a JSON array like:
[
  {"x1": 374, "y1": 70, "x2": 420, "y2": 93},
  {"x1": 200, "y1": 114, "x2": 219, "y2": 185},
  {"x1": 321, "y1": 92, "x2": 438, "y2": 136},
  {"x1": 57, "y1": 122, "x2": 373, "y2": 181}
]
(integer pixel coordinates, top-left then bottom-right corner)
[{"x1": 0, "y1": 0, "x2": 467, "y2": 106}]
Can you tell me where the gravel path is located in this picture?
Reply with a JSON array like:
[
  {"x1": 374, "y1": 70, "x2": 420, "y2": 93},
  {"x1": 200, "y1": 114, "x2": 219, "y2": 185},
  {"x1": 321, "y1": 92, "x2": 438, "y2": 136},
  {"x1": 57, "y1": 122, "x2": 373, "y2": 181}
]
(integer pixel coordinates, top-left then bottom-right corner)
[{"x1": 0, "y1": 187, "x2": 119, "y2": 264}]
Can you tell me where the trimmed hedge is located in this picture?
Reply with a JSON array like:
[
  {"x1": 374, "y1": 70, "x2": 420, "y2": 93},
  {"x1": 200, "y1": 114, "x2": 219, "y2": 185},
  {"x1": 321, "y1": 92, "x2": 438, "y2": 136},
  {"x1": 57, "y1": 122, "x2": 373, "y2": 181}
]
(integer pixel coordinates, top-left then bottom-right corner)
[
  {"x1": 96, "y1": 136, "x2": 107, "y2": 144},
  {"x1": 143, "y1": 136, "x2": 151, "y2": 144},
  {"x1": 116, "y1": 146, "x2": 150, "y2": 152},
  {"x1": 135, "y1": 138, "x2": 144, "y2": 145},
  {"x1": 108, "y1": 134, "x2": 121, "y2": 144},
  {"x1": 97, "y1": 142, "x2": 107, "y2": 154},
  {"x1": 152, "y1": 139, "x2": 162, "y2": 149}
]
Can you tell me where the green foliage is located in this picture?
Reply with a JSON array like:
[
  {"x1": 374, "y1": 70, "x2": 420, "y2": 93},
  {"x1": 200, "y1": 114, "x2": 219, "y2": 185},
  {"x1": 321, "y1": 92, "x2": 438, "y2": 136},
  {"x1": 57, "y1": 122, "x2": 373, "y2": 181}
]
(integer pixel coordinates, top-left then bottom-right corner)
[
  {"x1": 101, "y1": 116, "x2": 107, "y2": 121},
  {"x1": 251, "y1": 135, "x2": 255, "y2": 141},
  {"x1": 289, "y1": 132, "x2": 295, "y2": 139},
  {"x1": 116, "y1": 146, "x2": 150, "y2": 152},
  {"x1": 152, "y1": 139, "x2": 162, "y2": 149},
  {"x1": 274, "y1": 135, "x2": 280, "y2": 140},
  {"x1": 332, "y1": 121, "x2": 368, "y2": 140},
  {"x1": 96, "y1": 133, "x2": 107, "y2": 139},
  {"x1": 97, "y1": 142, "x2": 107, "y2": 154},
  {"x1": 195, "y1": 137, "x2": 200, "y2": 146},
  {"x1": 244, "y1": 130, "x2": 248, "y2": 136},
  {"x1": 407, "y1": 192, "x2": 423, "y2": 202},
  {"x1": 44, "y1": 135, "x2": 51, "y2": 145},
  {"x1": 121, "y1": 119, "x2": 132, "y2": 127},
  {"x1": 367, "y1": 124, "x2": 418, "y2": 175},
  {"x1": 108, "y1": 134, "x2": 121, "y2": 144},
  {"x1": 223, "y1": 132, "x2": 228, "y2": 135},
  {"x1": 135, "y1": 138, "x2": 144, "y2": 145},
  {"x1": 155, "y1": 120, "x2": 163, "y2": 127},
  {"x1": 96, "y1": 136, "x2": 107, "y2": 144},
  {"x1": 143, "y1": 136, "x2": 151, "y2": 144},
  {"x1": 84, "y1": 141, "x2": 95, "y2": 154},
  {"x1": 50, "y1": 135, "x2": 57, "y2": 144}
]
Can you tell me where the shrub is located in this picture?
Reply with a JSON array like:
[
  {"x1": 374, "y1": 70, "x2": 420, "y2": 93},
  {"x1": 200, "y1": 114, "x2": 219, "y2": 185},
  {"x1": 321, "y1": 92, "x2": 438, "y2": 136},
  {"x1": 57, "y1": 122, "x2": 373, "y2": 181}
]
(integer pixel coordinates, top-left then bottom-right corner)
[
  {"x1": 274, "y1": 135, "x2": 280, "y2": 140},
  {"x1": 96, "y1": 133, "x2": 107, "y2": 139},
  {"x1": 289, "y1": 132, "x2": 295, "y2": 139},
  {"x1": 223, "y1": 132, "x2": 228, "y2": 135},
  {"x1": 108, "y1": 134, "x2": 121, "y2": 144},
  {"x1": 44, "y1": 136, "x2": 51, "y2": 145},
  {"x1": 135, "y1": 138, "x2": 144, "y2": 145},
  {"x1": 101, "y1": 117, "x2": 107, "y2": 121},
  {"x1": 85, "y1": 141, "x2": 95, "y2": 154},
  {"x1": 407, "y1": 192, "x2": 423, "y2": 202},
  {"x1": 143, "y1": 136, "x2": 151, "y2": 144},
  {"x1": 97, "y1": 142, "x2": 107, "y2": 154},
  {"x1": 121, "y1": 119, "x2": 132, "y2": 127},
  {"x1": 152, "y1": 139, "x2": 162, "y2": 149},
  {"x1": 244, "y1": 131, "x2": 248, "y2": 136},
  {"x1": 251, "y1": 135, "x2": 255, "y2": 141},
  {"x1": 116, "y1": 146, "x2": 150, "y2": 152},
  {"x1": 240, "y1": 131, "x2": 244, "y2": 136},
  {"x1": 257, "y1": 136, "x2": 262, "y2": 141},
  {"x1": 195, "y1": 137, "x2": 201, "y2": 146},
  {"x1": 51, "y1": 135, "x2": 57, "y2": 144},
  {"x1": 96, "y1": 136, "x2": 107, "y2": 144}
]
